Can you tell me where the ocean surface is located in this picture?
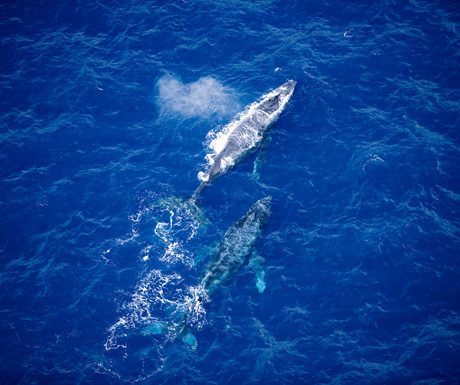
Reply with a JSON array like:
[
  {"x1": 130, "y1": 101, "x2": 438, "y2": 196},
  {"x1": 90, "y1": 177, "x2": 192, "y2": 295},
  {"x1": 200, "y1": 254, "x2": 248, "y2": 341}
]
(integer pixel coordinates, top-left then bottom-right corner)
[{"x1": 1, "y1": 0, "x2": 460, "y2": 383}]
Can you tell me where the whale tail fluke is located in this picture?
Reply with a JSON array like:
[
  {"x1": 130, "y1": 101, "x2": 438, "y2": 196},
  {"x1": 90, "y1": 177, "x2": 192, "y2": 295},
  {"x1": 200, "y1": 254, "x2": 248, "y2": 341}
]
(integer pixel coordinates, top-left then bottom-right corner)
[
  {"x1": 144, "y1": 321, "x2": 166, "y2": 335},
  {"x1": 177, "y1": 324, "x2": 198, "y2": 349},
  {"x1": 192, "y1": 182, "x2": 208, "y2": 200},
  {"x1": 144, "y1": 320, "x2": 197, "y2": 349}
]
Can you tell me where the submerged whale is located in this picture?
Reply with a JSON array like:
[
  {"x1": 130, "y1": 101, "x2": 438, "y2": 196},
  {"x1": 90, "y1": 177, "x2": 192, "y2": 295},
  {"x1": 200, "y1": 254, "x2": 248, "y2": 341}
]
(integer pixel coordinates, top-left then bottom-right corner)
[
  {"x1": 194, "y1": 80, "x2": 296, "y2": 198},
  {"x1": 196, "y1": 195, "x2": 271, "y2": 295},
  {"x1": 148, "y1": 196, "x2": 272, "y2": 348}
]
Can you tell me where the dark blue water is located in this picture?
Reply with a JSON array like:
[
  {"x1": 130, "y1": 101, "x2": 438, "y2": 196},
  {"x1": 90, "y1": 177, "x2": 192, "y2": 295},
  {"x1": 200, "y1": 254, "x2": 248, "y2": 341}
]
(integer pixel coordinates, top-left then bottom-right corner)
[{"x1": 1, "y1": 0, "x2": 460, "y2": 383}]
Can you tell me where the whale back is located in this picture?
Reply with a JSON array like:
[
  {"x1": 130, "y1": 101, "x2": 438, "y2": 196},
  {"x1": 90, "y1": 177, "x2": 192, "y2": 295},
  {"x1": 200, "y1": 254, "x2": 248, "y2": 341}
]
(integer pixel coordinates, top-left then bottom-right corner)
[
  {"x1": 194, "y1": 81, "x2": 296, "y2": 195},
  {"x1": 199, "y1": 196, "x2": 272, "y2": 296}
]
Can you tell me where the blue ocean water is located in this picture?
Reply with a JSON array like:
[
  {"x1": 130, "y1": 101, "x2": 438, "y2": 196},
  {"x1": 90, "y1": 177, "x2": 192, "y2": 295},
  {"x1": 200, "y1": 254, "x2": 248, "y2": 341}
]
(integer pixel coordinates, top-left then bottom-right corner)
[{"x1": 1, "y1": 0, "x2": 460, "y2": 383}]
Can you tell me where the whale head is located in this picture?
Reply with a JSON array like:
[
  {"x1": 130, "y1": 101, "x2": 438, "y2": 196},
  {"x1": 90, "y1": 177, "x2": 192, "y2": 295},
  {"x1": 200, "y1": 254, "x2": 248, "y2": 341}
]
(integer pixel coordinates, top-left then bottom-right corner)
[
  {"x1": 252, "y1": 196, "x2": 272, "y2": 228},
  {"x1": 257, "y1": 195, "x2": 272, "y2": 211},
  {"x1": 257, "y1": 80, "x2": 296, "y2": 116},
  {"x1": 258, "y1": 94, "x2": 281, "y2": 114}
]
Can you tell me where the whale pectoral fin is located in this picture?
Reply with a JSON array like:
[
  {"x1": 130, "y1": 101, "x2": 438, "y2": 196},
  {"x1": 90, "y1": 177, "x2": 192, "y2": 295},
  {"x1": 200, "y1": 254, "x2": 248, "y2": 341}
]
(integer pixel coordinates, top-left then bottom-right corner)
[
  {"x1": 249, "y1": 250, "x2": 266, "y2": 293},
  {"x1": 253, "y1": 134, "x2": 272, "y2": 180}
]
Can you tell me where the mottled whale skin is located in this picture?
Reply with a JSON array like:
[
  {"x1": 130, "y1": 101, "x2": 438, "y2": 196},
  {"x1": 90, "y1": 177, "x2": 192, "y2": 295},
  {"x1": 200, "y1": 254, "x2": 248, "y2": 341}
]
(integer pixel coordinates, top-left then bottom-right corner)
[
  {"x1": 149, "y1": 196, "x2": 272, "y2": 348},
  {"x1": 197, "y1": 195, "x2": 272, "y2": 296},
  {"x1": 193, "y1": 80, "x2": 296, "y2": 197}
]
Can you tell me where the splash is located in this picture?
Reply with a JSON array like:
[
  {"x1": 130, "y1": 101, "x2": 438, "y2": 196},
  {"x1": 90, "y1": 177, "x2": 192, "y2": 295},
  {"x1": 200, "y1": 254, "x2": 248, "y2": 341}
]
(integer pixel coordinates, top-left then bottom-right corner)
[
  {"x1": 155, "y1": 75, "x2": 240, "y2": 119},
  {"x1": 153, "y1": 200, "x2": 200, "y2": 266},
  {"x1": 101, "y1": 191, "x2": 199, "y2": 266},
  {"x1": 105, "y1": 270, "x2": 183, "y2": 350},
  {"x1": 105, "y1": 270, "x2": 207, "y2": 351}
]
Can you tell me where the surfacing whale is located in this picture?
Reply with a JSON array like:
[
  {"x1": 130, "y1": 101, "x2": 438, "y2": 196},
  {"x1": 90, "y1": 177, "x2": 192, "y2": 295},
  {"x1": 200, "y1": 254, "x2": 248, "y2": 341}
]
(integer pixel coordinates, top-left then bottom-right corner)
[
  {"x1": 147, "y1": 196, "x2": 272, "y2": 348},
  {"x1": 193, "y1": 80, "x2": 296, "y2": 198},
  {"x1": 156, "y1": 80, "x2": 294, "y2": 222}
]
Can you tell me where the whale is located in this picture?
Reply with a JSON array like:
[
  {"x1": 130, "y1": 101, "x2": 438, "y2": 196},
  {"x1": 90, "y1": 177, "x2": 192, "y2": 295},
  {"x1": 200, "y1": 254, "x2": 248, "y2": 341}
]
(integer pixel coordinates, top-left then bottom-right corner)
[
  {"x1": 157, "y1": 80, "x2": 295, "y2": 222},
  {"x1": 195, "y1": 195, "x2": 271, "y2": 295},
  {"x1": 193, "y1": 80, "x2": 296, "y2": 198},
  {"x1": 147, "y1": 196, "x2": 272, "y2": 348}
]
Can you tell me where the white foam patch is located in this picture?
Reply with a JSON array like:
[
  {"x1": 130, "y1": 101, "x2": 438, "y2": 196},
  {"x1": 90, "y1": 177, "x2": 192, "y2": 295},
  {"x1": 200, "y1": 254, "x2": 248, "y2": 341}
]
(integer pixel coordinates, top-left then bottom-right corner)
[
  {"x1": 180, "y1": 285, "x2": 209, "y2": 328},
  {"x1": 155, "y1": 75, "x2": 240, "y2": 119},
  {"x1": 105, "y1": 270, "x2": 183, "y2": 350},
  {"x1": 105, "y1": 270, "x2": 208, "y2": 351},
  {"x1": 153, "y1": 202, "x2": 199, "y2": 266}
]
